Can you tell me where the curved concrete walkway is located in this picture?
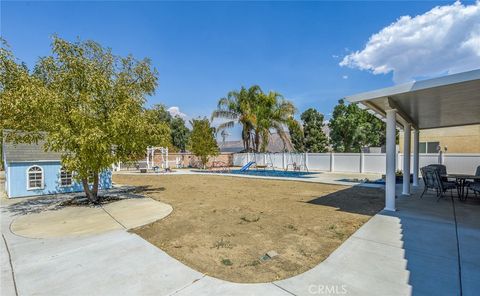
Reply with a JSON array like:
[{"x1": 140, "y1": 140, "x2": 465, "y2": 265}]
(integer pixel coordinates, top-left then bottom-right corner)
[{"x1": 10, "y1": 198, "x2": 172, "y2": 238}]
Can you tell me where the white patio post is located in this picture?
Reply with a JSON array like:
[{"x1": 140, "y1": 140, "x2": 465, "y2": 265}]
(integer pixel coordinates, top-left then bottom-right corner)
[
  {"x1": 385, "y1": 109, "x2": 397, "y2": 211},
  {"x1": 402, "y1": 123, "x2": 411, "y2": 195},
  {"x1": 413, "y1": 129, "x2": 419, "y2": 187}
]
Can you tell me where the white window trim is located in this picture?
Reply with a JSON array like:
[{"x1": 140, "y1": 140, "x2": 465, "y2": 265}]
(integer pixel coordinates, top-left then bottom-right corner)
[
  {"x1": 59, "y1": 168, "x2": 73, "y2": 187},
  {"x1": 26, "y1": 165, "x2": 44, "y2": 191}
]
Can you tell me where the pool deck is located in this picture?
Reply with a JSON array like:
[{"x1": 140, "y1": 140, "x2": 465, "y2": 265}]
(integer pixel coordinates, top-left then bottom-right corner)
[{"x1": 114, "y1": 169, "x2": 384, "y2": 187}]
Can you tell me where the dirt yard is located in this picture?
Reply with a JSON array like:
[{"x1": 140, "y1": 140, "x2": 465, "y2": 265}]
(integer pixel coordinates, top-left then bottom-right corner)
[{"x1": 113, "y1": 174, "x2": 384, "y2": 283}]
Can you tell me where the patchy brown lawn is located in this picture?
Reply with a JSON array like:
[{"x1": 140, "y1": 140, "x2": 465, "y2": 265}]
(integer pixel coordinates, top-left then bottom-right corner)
[{"x1": 113, "y1": 174, "x2": 384, "y2": 283}]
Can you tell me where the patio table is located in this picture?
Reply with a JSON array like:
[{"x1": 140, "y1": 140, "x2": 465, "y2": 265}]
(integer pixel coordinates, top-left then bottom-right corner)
[{"x1": 443, "y1": 174, "x2": 480, "y2": 201}]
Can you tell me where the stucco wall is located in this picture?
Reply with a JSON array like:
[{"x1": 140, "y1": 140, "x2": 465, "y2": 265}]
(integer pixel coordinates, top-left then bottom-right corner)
[
  {"x1": 399, "y1": 125, "x2": 480, "y2": 153},
  {"x1": 153, "y1": 153, "x2": 234, "y2": 168},
  {"x1": 6, "y1": 161, "x2": 112, "y2": 198}
]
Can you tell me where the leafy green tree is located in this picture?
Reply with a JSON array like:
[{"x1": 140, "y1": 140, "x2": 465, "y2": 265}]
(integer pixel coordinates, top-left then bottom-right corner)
[
  {"x1": 300, "y1": 108, "x2": 329, "y2": 152},
  {"x1": 144, "y1": 104, "x2": 190, "y2": 152},
  {"x1": 287, "y1": 118, "x2": 304, "y2": 152},
  {"x1": 0, "y1": 37, "x2": 163, "y2": 202},
  {"x1": 189, "y1": 118, "x2": 219, "y2": 168},
  {"x1": 144, "y1": 106, "x2": 172, "y2": 149},
  {"x1": 329, "y1": 99, "x2": 387, "y2": 152},
  {"x1": 170, "y1": 116, "x2": 190, "y2": 152},
  {"x1": 148, "y1": 104, "x2": 173, "y2": 125}
]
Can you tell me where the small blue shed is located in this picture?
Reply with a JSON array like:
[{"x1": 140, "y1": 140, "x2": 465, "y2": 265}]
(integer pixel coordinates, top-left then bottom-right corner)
[{"x1": 2, "y1": 139, "x2": 112, "y2": 198}]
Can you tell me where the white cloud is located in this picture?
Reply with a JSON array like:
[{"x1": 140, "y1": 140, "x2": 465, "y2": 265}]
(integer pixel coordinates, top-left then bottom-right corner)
[
  {"x1": 342, "y1": 75, "x2": 349, "y2": 79},
  {"x1": 340, "y1": 1, "x2": 480, "y2": 83},
  {"x1": 167, "y1": 106, "x2": 186, "y2": 118}
]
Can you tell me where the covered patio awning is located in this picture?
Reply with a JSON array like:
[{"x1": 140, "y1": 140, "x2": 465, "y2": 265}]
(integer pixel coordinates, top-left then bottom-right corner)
[{"x1": 345, "y1": 69, "x2": 480, "y2": 211}]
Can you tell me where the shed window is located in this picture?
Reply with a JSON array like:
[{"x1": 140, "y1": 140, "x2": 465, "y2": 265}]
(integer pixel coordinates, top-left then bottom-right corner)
[
  {"x1": 27, "y1": 166, "x2": 43, "y2": 190},
  {"x1": 60, "y1": 168, "x2": 73, "y2": 186}
]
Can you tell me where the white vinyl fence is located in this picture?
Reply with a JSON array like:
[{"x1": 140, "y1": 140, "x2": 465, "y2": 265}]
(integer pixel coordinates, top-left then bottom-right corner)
[{"x1": 233, "y1": 152, "x2": 480, "y2": 175}]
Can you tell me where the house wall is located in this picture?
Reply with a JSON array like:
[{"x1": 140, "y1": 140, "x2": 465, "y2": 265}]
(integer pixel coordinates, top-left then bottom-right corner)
[
  {"x1": 7, "y1": 161, "x2": 112, "y2": 198},
  {"x1": 399, "y1": 125, "x2": 480, "y2": 153}
]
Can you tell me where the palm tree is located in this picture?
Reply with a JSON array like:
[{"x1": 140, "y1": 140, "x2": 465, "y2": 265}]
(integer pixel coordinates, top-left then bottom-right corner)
[
  {"x1": 255, "y1": 91, "x2": 296, "y2": 152},
  {"x1": 212, "y1": 86, "x2": 295, "y2": 153},
  {"x1": 211, "y1": 85, "x2": 262, "y2": 151}
]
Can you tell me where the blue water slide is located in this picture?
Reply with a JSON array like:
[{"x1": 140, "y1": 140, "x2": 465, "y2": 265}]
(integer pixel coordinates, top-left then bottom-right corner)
[{"x1": 240, "y1": 161, "x2": 256, "y2": 172}]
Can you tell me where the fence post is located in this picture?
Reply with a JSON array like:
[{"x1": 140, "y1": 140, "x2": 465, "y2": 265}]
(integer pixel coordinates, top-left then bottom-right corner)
[
  {"x1": 165, "y1": 147, "x2": 169, "y2": 169},
  {"x1": 305, "y1": 152, "x2": 309, "y2": 171},
  {"x1": 330, "y1": 152, "x2": 335, "y2": 172},
  {"x1": 438, "y1": 151, "x2": 444, "y2": 164},
  {"x1": 282, "y1": 152, "x2": 286, "y2": 170},
  {"x1": 360, "y1": 152, "x2": 364, "y2": 173}
]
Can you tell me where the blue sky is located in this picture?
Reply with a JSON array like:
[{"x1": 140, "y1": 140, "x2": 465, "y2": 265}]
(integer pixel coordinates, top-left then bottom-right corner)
[{"x1": 2, "y1": 1, "x2": 478, "y2": 139}]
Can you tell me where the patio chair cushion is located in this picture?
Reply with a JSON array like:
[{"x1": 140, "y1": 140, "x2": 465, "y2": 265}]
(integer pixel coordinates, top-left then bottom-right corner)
[
  {"x1": 428, "y1": 164, "x2": 447, "y2": 175},
  {"x1": 442, "y1": 181, "x2": 457, "y2": 190}
]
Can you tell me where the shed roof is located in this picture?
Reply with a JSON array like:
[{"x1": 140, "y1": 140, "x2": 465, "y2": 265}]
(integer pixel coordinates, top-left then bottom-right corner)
[{"x1": 2, "y1": 138, "x2": 62, "y2": 163}]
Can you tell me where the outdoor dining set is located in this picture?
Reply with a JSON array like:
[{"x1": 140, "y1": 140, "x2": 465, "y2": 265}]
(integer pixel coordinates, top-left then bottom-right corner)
[{"x1": 420, "y1": 164, "x2": 480, "y2": 201}]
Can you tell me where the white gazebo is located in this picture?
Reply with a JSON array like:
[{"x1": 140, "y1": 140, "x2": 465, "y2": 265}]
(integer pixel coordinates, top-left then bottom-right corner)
[{"x1": 345, "y1": 69, "x2": 480, "y2": 211}]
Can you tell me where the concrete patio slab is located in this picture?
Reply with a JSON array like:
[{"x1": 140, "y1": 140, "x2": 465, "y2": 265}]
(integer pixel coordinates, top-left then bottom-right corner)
[
  {"x1": 274, "y1": 235, "x2": 412, "y2": 296},
  {"x1": 173, "y1": 276, "x2": 291, "y2": 296},
  {"x1": 10, "y1": 198, "x2": 172, "y2": 238},
  {"x1": 102, "y1": 198, "x2": 173, "y2": 229},
  {"x1": 11, "y1": 206, "x2": 122, "y2": 238},
  {"x1": 9, "y1": 230, "x2": 204, "y2": 296},
  {"x1": 1, "y1": 235, "x2": 16, "y2": 296}
]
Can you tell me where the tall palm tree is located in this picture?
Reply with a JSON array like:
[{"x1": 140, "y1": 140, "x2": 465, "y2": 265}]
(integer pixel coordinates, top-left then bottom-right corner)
[
  {"x1": 211, "y1": 85, "x2": 262, "y2": 151},
  {"x1": 255, "y1": 91, "x2": 296, "y2": 152}
]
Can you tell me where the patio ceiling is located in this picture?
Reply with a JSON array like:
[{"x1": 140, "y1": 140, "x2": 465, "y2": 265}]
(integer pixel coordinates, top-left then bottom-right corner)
[{"x1": 345, "y1": 69, "x2": 480, "y2": 130}]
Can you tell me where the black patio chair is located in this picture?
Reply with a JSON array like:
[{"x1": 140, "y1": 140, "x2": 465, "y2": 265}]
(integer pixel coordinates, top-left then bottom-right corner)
[
  {"x1": 427, "y1": 164, "x2": 448, "y2": 181},
  {"x1": 469, "y1": 183, "x2": 480, "y2": 197},
  {"x1": 420, "y1": 166, "x2": 456, "y2": 201},
  {"x1": 466, "y1": 165, "x2": 480, "y2": 198}
]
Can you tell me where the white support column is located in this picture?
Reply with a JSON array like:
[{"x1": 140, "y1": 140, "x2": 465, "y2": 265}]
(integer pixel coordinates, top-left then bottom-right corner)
[
  {"x1": 385, "y1": 109, "x2": 397, "y2": 211},
  {"x1": 413, "y1": 129, "x2": 419, "y2": 187},
  {"x1": 402, "y1": 123, "x2": 411, "y2": 195}
]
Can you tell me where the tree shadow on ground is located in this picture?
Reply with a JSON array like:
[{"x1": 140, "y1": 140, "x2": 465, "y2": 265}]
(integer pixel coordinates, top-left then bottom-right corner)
[
  {"x1": 132, "y1": 185, "x2": 166, "y2": 195},
  {"x1": 305, "y1": 186, "x2": 385, "y2": 216},
  {"x1": 4, "y1": 186, "x2": 149, "y2": 216}
]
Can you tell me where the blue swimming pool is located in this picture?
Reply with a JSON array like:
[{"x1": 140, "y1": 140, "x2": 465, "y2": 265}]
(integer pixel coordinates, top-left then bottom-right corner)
[{"x1": 229, "y1": 169, "x2": 317, "y2": 178}]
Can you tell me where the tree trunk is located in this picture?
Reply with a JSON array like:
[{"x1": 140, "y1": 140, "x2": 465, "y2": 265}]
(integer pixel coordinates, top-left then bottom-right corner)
[
  {"x1": 92, "y1": 172, "x2": 99, "y2": 201},
  {"x1": 254, "y1": 131, "x2": 260, "y2": 153},
  {"x1": 81, "y1": 174, "x2": 99, "y2": 204}
]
